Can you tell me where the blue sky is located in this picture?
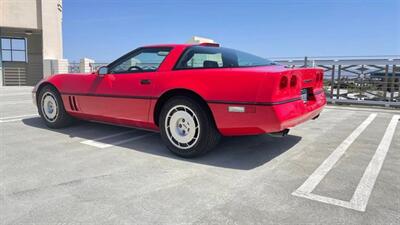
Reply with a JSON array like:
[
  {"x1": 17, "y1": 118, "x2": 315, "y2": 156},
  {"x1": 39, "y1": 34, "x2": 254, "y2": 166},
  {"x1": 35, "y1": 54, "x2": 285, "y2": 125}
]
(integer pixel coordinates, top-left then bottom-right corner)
[{"x1": 63, "y1": 0, "x2": 399, "y2": 62}]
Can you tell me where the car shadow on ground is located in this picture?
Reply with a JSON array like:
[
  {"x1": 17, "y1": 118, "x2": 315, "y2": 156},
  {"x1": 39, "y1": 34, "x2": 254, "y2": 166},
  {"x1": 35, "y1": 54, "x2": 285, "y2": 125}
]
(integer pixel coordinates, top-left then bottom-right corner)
[{"x1": 23, "y1": 117, "x2": 302, "y2": 170}]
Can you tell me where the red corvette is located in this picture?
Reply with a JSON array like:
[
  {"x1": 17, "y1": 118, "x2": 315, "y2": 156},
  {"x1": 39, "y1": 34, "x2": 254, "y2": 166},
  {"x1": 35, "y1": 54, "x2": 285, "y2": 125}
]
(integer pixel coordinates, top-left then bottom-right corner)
[{"x1": 33, "y1": 43, "x2": 326, "y2": 157}]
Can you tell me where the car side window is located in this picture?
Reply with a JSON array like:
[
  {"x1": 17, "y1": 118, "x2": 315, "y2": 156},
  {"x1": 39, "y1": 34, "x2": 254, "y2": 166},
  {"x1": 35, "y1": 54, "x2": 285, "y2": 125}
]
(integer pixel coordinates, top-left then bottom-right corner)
[
  {"x1": 176, "y1": 47, "x2": 225, "y2": 69},
  {"x1": 185, "y1": 53, "x2": 223, "y2": 68},
  {"x1": 110, "y1": 48, "x2": 171, "y2": 74},
  {"x1": 175, "y1": 46, "x2": 276, "y2": 70}
]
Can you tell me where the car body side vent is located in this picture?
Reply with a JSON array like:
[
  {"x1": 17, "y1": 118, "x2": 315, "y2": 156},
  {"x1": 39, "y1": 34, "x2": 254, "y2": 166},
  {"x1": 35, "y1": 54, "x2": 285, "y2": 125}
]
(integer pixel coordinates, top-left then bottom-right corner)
[
  {"x1": 68, "y1": 96, "x2": 75, "y2": 110},
  {"x1": 68, "y1": 96, "x2": 79, "y2": 111}
]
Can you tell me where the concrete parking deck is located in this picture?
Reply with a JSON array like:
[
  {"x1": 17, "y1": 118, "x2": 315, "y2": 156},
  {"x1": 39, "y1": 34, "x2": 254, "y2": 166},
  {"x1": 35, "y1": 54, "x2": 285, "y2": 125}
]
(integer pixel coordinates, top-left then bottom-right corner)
[{"x1": 1, "y1": 87, "x2": 399, "y2": 224}]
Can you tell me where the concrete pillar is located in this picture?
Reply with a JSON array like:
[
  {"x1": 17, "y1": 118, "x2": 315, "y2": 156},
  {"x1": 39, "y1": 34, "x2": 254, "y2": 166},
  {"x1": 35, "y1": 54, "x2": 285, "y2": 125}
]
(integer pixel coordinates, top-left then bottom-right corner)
[
  {"x1": 79, "y1": 58, "x2": 94, "y2": 73},
  {"x1": 41, "y1": 0, "x2": 64, "y2": 60},
  {"x1": 43, "y1": 59, "x2": 69, "y2": 77}
]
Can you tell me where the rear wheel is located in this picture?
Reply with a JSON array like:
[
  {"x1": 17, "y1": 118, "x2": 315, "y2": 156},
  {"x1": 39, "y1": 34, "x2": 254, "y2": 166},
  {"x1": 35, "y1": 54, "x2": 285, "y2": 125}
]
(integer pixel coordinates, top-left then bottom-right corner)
[
  {"x1": 38, "y1": 85, "x2": 74, "y2": 128},
  {"x1": 159, "y1": 96, "x2": 220, "y2": 157}
]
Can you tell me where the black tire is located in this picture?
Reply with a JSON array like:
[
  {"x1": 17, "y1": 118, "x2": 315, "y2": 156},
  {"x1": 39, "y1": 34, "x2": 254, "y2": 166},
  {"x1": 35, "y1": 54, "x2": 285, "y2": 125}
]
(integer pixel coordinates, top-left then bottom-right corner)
[
  {"x1": 159, "y1": 96, "x2": 221, "y2": 158},
  {"x1": 38, "y1": 85, "x2": 74, "y2": 129}
]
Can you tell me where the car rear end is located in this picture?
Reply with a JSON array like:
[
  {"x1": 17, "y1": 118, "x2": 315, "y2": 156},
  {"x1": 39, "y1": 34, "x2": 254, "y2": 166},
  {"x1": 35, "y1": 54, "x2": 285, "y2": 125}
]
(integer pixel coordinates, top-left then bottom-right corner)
[
  {"x1": 210, "y1": 67, "x2": 326, "y2": 136},
  {"x1": 258, "y1": 67, "x2": 326, "y2": 133}
]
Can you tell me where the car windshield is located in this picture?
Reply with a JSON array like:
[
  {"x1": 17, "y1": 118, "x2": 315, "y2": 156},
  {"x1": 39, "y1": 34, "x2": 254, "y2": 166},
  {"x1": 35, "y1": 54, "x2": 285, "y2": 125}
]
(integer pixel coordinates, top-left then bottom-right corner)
[{"x1": 175, "y1": 46, "x2": 277, "y2": 69}]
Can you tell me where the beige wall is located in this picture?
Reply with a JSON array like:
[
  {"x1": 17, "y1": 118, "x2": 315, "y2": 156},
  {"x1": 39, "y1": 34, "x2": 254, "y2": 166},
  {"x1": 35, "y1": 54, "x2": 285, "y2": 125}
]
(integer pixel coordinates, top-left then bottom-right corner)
[
  {"x1": 0, "y1": 0, "x2": 63, "y2": 59},
  {"x1": 0, "y1": 0, "x2": 41, "y2": 29},
  {"x1": 41, "y1": 0, "x2": 63, "y2": 59},
  {"x1": 1, "y1": 0, "x2": 63, "y2": 85}
]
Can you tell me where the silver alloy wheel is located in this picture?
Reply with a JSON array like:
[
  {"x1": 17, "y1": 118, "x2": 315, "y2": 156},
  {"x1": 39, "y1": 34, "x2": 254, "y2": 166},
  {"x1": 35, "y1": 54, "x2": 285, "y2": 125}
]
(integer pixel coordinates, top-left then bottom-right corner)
[
  {"x1": 41, "y1": 92, "x2": 59, "y2": 122},
  {"x1": 165, "y1": 105, "x2": 200, "y2": 149}
]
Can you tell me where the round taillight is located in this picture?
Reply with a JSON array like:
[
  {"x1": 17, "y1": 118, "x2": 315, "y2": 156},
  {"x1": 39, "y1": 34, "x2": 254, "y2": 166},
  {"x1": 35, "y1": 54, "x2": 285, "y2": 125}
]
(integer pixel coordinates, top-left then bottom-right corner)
[
  {"x1": 290, "y1": 75, "x2": 297, "y2": 87},
  {"x1": 280, "y1": 76, "x2": 288, "y2": 89}
]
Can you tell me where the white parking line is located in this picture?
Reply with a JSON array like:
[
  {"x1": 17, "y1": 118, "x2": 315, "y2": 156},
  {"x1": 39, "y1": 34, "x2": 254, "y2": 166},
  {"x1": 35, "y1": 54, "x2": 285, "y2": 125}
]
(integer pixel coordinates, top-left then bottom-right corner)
[
  {"x1": 294, "y1": 113, "x2": 377, "y2": 193},
  {"x1": 292, "y1": 113, "x2": 399, "y2": 212},
  {"x1": 0, "y1": 93, "x2": 30, "y2": 97},
  {"x1": 0, "y1": 114, "x2": 38, "y2": 123},
  {"x1": 81, "y1": 131, "x2": 154, "y2": 149},
  {"x1": 0, "y1": 100, "x2": 32, "y2": 105},
  {"x1": 351, "y1": 114, "x2": 400, "y2": 211}
]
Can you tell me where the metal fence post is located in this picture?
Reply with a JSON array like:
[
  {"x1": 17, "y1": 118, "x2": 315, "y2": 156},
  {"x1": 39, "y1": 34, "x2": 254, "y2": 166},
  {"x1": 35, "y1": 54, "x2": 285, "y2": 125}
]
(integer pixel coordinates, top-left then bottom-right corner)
[
  {"x1": 330, "y1": 65, "x2": 335, "y2": 100},
  {"x1": 390, "y1": 65, "x2": 396, "y2": 102},
  {"x1": 304, "y1": 56, "x2": 308, "y2": 68},
  {"x1": 360, "y1": 65, "x2": 364, "y2": 99},
  {"x1": 383, "y1": 65, "x2": 389, "y2": 101},
  {"x1": 336, "y1": 65, "x2": 341, "y2": 99}
]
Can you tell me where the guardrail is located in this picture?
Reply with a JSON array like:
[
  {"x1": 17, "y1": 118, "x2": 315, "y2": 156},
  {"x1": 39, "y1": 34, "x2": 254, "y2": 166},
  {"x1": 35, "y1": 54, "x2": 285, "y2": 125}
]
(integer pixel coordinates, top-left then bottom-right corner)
[
  {"x1": 68, "y1": 62, "x2": 108, "y2": 73},
  {"x1": 89, "y1": 63, "x2": 108, "y2": 72},
  {"x1": 274, "y1": 56, "x2": 400, "y2": 108},
  {"x1": 68, "y1": 62, "x2": 80, "y2": 73}
]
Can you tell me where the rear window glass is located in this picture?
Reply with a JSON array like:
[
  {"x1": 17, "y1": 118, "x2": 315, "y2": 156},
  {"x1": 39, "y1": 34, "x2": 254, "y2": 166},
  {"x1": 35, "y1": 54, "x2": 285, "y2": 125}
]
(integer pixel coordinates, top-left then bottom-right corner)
[{"x1": 175, "y1": 46, "x2": 276, "y2": 69}]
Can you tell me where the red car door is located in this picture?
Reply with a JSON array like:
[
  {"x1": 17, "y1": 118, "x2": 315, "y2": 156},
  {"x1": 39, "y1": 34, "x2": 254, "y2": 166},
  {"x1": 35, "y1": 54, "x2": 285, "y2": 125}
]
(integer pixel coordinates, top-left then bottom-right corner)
[
  {"x1": 83, "y1": 47, "x2": 172, "y2": 128},
  {"x1": 85, "y1": 72, "x2": 153, "y2": 126}
]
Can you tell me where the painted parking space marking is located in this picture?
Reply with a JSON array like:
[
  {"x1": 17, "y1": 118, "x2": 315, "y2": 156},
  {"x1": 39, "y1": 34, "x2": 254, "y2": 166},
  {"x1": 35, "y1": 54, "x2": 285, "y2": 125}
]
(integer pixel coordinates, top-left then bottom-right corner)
[
  {"x1": 351, "y1": 114, "x2": 400, "y2": 211},
  {"x1": 81, "y1": 131, "x2": 154, "y2": 149},
  {"x1": 0, "y1": 114, "x2": 38, "y2": 123},
  {"x1": 0, "y1": 93, "x2": 31, "y2": 97},
  {"x1": 0, "y1": 100, "x2": 32, "y2": 105},
  {"x1": 294, "y1": 113, "x2": 377, "y2": 193},
  {"x1": 292, "y1": 113, "x2": 399, "y2": 212},
  {"x1": 80, "y1": 130, "x2": 136, "y2": 147}
]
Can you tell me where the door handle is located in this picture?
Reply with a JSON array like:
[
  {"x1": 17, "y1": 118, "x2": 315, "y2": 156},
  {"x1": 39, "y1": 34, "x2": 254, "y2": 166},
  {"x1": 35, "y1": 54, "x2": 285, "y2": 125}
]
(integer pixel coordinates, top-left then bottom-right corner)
[{"x1": 140, "y1": 79, "x2": 151, "y2": 85}]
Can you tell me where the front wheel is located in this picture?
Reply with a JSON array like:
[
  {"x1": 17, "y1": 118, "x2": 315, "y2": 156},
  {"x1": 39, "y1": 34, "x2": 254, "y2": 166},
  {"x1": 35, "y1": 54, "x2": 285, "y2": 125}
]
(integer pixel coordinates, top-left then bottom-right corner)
[
  {"x1": 38, "y1": 85, "x2": 74, "y2": 129},
  {"x1": 159, "y1": 97, "x2": 221, "y2": 158}
]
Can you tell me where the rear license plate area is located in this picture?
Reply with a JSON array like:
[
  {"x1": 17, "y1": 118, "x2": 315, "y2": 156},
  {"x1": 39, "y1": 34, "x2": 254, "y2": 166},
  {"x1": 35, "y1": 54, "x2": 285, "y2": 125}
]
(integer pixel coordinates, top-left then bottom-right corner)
[{"x1": 301, "y1": 89, "x2": 308, "y2": 102}]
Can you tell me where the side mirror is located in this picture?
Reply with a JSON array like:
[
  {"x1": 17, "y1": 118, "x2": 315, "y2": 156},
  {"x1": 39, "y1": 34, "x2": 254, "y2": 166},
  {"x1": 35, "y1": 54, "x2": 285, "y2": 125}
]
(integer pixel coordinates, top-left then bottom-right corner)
[{"x1": 97, "y1": 66, "x2": 109, "y2": 76}]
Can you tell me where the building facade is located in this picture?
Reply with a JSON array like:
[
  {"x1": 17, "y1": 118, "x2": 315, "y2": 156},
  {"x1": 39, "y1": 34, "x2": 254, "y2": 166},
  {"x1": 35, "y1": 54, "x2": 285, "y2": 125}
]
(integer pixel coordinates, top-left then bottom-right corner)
[{"x1": 0, "y1": 0, "x2": 64, "y2": 86}]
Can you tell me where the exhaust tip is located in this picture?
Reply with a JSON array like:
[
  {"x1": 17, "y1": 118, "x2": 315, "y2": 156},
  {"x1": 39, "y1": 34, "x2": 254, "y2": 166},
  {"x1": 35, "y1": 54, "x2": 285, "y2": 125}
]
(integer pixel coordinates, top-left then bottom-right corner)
[
  {"x1": 312, "y1": 114, "x2": 320, "y2": 120},
  {"x1": 268, "y1": 129, "x2": 290, "y2": 138}
]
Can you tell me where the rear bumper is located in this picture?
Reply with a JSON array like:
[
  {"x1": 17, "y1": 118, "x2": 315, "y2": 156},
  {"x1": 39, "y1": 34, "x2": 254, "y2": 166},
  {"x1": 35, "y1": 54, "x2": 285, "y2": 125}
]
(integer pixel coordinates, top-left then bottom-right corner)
[{"x1": 209, "y1": 91, "x2": 326, "y2": 136}]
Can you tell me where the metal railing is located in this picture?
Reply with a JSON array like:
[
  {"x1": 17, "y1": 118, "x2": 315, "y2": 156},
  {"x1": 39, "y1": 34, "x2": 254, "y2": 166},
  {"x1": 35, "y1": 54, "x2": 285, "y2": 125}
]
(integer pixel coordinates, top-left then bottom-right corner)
[
  {"x1": 3, "y1": 67, "x2": 27, "y2": 86},
  {"x1": 68, "y1": 62, "x2": 108, "y2": 73},
  {"x1": 68, "y1": 62, "x2": 80, "y2": 73},
  {"x1": 274, "y1": 56, "x2": 400, "y2": 108},
  {"x1": 89, "y1": 62, "x2": 108, "y2": 72}
]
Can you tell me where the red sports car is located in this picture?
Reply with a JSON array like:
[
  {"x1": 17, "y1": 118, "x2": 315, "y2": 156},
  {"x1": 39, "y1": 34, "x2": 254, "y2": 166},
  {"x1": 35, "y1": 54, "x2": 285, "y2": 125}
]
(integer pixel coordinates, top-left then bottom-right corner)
[{"x1": 33, "y1": 43, "x2": 326, "y2": 157}]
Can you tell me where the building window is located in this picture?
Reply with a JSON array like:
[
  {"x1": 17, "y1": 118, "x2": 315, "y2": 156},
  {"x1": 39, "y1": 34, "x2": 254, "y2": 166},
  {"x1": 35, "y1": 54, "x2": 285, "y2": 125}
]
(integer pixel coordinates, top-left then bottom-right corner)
[{"x1": 1, "y1": 38, "x2": 27, "y2": 62}]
